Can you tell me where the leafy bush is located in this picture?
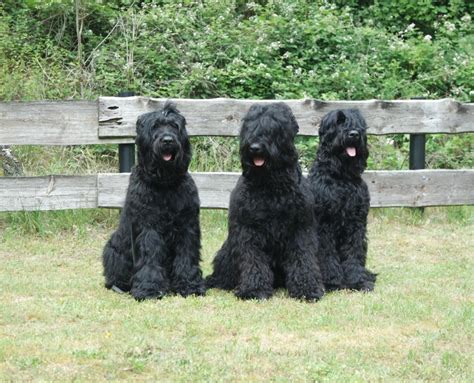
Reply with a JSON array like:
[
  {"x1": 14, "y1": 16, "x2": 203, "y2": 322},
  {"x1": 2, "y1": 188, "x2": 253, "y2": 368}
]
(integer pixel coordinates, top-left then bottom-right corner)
[
  {"x1": 0, "y1": 0, "x2": 472, "y2": 175},
  {"x1": 1, "y1": 1, "x2": 472, "y2": 101}
]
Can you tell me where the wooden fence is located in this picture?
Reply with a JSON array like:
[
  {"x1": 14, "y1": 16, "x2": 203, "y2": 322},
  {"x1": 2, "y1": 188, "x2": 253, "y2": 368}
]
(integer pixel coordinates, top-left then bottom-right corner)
[{"x1": 1, "y1": 97, "x2": 473, "y2": 211}]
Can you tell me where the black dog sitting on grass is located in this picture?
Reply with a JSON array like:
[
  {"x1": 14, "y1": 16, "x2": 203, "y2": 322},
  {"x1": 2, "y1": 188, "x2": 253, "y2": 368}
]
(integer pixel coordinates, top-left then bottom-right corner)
[
  {"x1": 308, "y1": 109, "x2": 376, "y2": 292},
  {"x1": 102, "y1": 101, "x2": 205, "y2": 300},
  {"x1": 206, "y1": 102, "x2": 324, "y2": 301}
]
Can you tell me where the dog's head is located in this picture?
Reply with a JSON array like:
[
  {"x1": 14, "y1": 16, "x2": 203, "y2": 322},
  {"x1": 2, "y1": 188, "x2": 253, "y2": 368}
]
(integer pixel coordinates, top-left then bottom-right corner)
[
  {"x1": 135, "y1": 101, "x2": 191, "y2": 182},
  {"x1": 317, "y1": 109, "x2": 369, "y2": 175},
  {"x1": 240, "y1": 102, "x2": 299, "y2": 177}
]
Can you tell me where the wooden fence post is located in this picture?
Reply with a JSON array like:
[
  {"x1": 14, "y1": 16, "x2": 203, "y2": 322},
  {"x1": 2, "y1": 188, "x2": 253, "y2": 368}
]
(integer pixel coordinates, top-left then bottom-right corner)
[
  {"x1": 117, "y1": 91, "x2": 136, "y2": 172},
  {"x1": 409, "y1": 97, "x2": 427, "y2": 213},
  {"x1": 409, "y1": 134, "x2": 426, "y2": 170}
]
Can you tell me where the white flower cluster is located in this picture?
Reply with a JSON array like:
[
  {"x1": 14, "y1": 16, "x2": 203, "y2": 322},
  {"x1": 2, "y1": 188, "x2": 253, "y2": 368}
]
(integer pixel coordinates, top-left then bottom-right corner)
[
  {"x1": 405, "y1": 23, "x2": 416, "y2": 32},
  {"x1": 444, "y1": 22, "x2": 456, "y2": 32},
  {"x1": 269, "y1": 42, "x2": 281, "y2": 50},
  {"x1": 461, "y1": 14, "x2": 471, "y2": 24}
]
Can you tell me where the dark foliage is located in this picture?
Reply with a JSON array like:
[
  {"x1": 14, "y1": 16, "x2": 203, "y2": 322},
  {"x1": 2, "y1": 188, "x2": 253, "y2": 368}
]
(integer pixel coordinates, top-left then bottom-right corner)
[
  {"x1": 206, "y1": 102, "x2": 324, "y2": 301},
  {"x1": 102, "y1": 101, "x2": 205, "y2": 300},
  {"x1": 309, "y1": 109, "x2": 376, "y2": 292}
]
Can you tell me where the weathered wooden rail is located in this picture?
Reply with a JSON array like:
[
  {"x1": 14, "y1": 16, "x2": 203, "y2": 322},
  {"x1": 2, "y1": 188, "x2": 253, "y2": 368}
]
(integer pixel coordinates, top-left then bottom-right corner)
[{"x1": 0, "y1": 97, "x2": 473, "y2": 211}]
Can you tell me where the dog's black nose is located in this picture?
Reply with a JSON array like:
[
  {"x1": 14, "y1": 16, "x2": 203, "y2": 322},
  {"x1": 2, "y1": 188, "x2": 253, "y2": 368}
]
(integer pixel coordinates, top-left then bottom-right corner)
[
  {"x1": 249, "y1": 143, "x2": 262, "y2": 153},
  {"x1": 161, "y1": 135, "x2": 174, "y2": 144},
  {"x1": 348, "y1": 130, "x2": 359, "y2": 139}
]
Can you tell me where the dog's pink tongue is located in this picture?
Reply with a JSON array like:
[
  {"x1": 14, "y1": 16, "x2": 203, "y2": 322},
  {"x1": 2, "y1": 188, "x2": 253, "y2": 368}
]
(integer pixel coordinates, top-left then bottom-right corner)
[
  {"x1": 346, "y1": 147, "x2": 357, "y2": 157},
  {"x1": 253, "y1": 157, "x2": 265, "y2": 167},
  {"x1": 163, "y1": 153, "x2": 172, "y2": 161}
]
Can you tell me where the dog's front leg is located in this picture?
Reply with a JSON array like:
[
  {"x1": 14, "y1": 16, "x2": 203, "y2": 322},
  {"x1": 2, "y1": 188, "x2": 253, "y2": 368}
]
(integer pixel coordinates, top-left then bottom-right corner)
[
  {"x1": 234, "y1": 228, "x2": 274, "y2": 300},
  {"x1": 172, "y1": 219, "x2": 205, "y2": 297},
  {"x1": 130, "y1": 229, "x2": 170, "y2": 301},
  {"x1": 318, "y1": 224, "x2": 344, "y2": 291},
  {"x1": 284, "y1": 228, "x2": 325, "y2": 302},
  {"x1": 339, "y1": 224, "x2": 375, "y2": 292}
]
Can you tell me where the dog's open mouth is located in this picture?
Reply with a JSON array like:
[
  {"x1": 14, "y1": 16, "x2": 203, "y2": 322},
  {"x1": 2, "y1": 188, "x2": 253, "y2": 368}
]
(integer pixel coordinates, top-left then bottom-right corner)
[
  {"x1": 345, "y1": 147, "x2": 357, "y2": 157},
  {"x1": 252, "y1": 156, "x2": 266, "y2": 167},
  {"x1": 162, "y1": 152, "x2": 174, "y2": 162}
]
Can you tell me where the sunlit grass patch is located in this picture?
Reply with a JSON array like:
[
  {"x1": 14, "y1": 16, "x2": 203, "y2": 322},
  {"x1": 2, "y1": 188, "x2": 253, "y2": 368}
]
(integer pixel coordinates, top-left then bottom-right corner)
[{"x1": 0, "y1": 212, "x2": 472, "y2": 381}]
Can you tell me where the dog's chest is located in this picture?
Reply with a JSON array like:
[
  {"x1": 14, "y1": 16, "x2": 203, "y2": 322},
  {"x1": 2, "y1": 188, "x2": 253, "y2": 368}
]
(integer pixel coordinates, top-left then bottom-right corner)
[
  {"x1": 322, "y1": 178, "x2": 369, "y2": 218},
  {"x1": 240, "y1": 188, "x2": 311, "y2": 227},
  {"x1": 131, "y1": 187, "x2": 196, "y2": 229},
  {"x1": 150, "y1": 196, "x2": 190, "y2": 221}
]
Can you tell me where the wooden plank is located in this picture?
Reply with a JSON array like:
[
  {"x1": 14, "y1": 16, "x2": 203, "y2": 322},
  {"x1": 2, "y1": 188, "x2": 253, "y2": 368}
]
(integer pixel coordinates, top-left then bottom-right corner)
[
  {"x1": 1, "y1": 98, "x2": 472, "y2": 145},
  {"x1": 0, "y1": 175, "x2": 97, "y2": 212},
  {"x1": 99, "y1": 97, "x2": 474, "y2": 138},
  {"x1": 194, "y1": 172, "x2": 239, "y2": 209},
  {"x1": 1, "y1": 170, "x2": 471, "y2": 212},
  {"x1": 364, "y1": 169, "x2": 474, "y2": 207},
  {"x1": 97, "y1": 172, "x2": 238, "y2": 209},
  {"x1": 0, "y1": 101, "x2": 131, "y2": 145},
  {"x1": 97, "y1": 170, "x2": 474, "y2": 209},
  {"x1": 97, "y1": 173, "x2": 128, "y2": 209}
]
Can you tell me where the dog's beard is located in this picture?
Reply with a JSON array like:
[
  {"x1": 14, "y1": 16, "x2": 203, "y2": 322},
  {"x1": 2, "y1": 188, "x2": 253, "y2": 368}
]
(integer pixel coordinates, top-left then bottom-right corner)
[
  {"x1": 158, "y1": 149, "x2": 180, "y2": 165},
  {"x1": 244, "y1": 154, "x2": 267, "y2": 170},
  {"x1": 335, "y1": 136, "x2": 364, "y2": 159},
  {"x1": 153, "y1": 141, "x2": 181, "y2": 164},
  {"x1": 242, "y1": 143, "x2": 269, "y2": 170},
  {"x1": 242, "y1": 152, "x2": 269, "y2": 177}
]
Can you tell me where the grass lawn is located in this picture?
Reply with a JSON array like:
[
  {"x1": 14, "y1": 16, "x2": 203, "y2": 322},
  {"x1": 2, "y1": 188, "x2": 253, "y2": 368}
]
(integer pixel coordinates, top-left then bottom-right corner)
[{"x1": 0, "y1": 209, "x2": 472, "y2": 381}]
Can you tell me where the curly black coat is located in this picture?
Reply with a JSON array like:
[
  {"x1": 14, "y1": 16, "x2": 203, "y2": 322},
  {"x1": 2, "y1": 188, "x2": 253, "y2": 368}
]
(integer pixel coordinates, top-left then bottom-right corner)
[
  {"x1": 206, "y1": 102, "x2": 324, "y2": 301},
  {"x1": 308, "y1": 109, "x2": 376, "y2": 292},
  {"x1": 102, "y1": 101, "x2": 205, "y2": 300}
]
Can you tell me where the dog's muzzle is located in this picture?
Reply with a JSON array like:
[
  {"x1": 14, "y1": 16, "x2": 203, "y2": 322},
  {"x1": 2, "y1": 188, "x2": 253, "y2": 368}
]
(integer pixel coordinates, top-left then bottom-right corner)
[
  {"x1": 155, "y1": 135, "x2": 179, "y2": 162},
  {"x1": 248, "y1": 143, "x2": 266, "y2": 167},
  {"x1": 344, "y1": 130, "x2": 361, "y2": 157}
]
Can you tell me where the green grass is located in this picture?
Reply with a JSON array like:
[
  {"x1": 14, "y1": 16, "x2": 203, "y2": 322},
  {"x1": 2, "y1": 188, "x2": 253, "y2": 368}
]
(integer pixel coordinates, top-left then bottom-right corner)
[{"x1": 0, "y1": 210, "x2": 473, "y2": 381}]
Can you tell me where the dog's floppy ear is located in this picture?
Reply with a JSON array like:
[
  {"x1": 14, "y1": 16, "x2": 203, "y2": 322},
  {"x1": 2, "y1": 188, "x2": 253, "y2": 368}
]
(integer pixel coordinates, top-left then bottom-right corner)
[
  {"x1": 336, "y1": 110, "x2": 346, "y2": 125},
  {"x1": 319, "y1": 109, "x2": 347, "y2": 137},
  {"x1": 318, "y1": 111, "x2": 333, "y2": 137},
  {"x1": 136, "y1": 115, "x2": 145, "y2": 135},
  {"x1": 288, "y1": 111, "x2": 299, "y2": 137}
]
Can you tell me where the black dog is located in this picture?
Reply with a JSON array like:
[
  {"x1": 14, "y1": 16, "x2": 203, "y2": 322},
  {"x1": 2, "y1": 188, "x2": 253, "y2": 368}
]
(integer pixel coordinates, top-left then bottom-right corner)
[
  {"x1": 308, "y1": 109, "x2": 376, "y2": 292},
  {"x1": 206, "y1": 103, "x2": 324, "y2": 301},
  {"x1": 102, "y1": 101, "x2": 205, "y2": 300}
]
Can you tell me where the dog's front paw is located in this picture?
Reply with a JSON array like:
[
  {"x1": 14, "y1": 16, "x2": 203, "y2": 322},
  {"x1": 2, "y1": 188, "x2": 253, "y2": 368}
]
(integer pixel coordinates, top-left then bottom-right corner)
[
  {"x1": 342, "y1": 264, "x2": 376, "y2": 292},
  {"x1": 131, "y1": 288, "x2": 167, "y2": 301},
  {"x1": 176, "y1": 284, "x2": 206, "y2": 297},
  {"x1": 289, "y1": 287, "x2": 324, "y2": 302},
  {"x1": 130, "y1": 280, "x2": 169, "y2": 301},
  {"x1": 235, "y1": 287, "x2": 272, "y2": 300},
  {"x1": 354, "y1": 280, "x2": 375, "y2": 292}
]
